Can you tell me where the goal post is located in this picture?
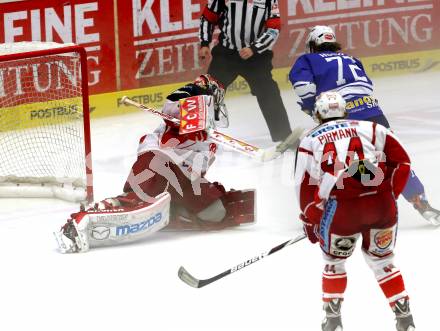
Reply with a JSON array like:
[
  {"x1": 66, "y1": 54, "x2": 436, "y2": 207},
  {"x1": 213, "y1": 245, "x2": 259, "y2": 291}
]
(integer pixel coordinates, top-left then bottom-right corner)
[{"x1": 0, "y1": 42, "x2": 93, "y2": 202}]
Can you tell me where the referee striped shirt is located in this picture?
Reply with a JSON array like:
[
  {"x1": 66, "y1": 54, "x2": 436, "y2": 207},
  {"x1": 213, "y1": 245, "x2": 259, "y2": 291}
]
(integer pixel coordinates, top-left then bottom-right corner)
[{"x1": 200, "y1": 0, "x2": 281, "y2": 54}]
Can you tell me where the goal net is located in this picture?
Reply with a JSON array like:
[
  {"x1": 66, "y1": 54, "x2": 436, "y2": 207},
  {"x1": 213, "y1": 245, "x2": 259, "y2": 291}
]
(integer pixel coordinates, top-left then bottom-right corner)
[{"x1": 0, "y1": 42, "x2": 93, "y2": 202}]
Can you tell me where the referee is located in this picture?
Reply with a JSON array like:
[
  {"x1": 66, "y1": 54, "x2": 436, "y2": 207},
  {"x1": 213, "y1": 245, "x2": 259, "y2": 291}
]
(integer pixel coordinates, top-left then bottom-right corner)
[{"x1": 199, "y1": 0, "x2": 292, "y2": 142}]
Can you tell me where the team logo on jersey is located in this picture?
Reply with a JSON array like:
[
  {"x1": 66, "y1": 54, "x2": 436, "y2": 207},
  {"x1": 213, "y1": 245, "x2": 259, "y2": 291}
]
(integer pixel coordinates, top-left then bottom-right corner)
[
  {"x1": 330, "y1": 234, "x2": 357, "y2": 257},
  {"x1": 335, "y1": 237, "x2": 356, "y2": 251},
  {"x1": 91, "y1": 226, "x2": 111, "y2": 240},
  {"x1": 345, "y1": 96, "x2": 378, "y2": 111},
  {"x1": 374, "y1": 229, "x2": 393, "y2": 249},
  {"x1": 310, "y1": 122, "x2": 349, "y2": 138}
]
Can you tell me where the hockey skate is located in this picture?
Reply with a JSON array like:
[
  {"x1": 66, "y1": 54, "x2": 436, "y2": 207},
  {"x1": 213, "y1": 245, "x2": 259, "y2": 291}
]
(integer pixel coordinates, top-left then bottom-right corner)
[
  {"x1": 410, "y1": 194, "x2": 440, "y2": 226},
  {"x1": 53, "y1": 215, "x2": 89, "y2": 253},
  {"x1": 321, "y1": 299, "x2": 343, "y2": 331},
  {"x1": 393, "y1": 298, "x2": 416, "y2": 331}
]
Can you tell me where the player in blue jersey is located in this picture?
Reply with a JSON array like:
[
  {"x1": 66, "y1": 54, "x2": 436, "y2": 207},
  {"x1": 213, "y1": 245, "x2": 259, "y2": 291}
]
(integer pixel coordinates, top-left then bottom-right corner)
[{"x1": 289, "y1": 25, "x2": 439, "y2": 226}]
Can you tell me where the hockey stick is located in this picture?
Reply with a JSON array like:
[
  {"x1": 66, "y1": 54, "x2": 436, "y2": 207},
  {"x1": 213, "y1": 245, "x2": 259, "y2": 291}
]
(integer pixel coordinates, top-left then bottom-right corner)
[
  {"x1": 178, "y1": 232, "x2": 307, "y2": 288},
  {"x1": 121, "y1": 96, "x2": 304, "y2": 162}
]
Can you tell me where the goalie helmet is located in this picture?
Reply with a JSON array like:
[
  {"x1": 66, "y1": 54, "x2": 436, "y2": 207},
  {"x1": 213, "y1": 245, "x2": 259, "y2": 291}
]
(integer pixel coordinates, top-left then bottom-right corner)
[
  {"x1": 194, "y1": 74, "x2": 229, "y2": 128},
  {"x1": 305, "y1": 25, "x2": 337, "y2": 53},
  {"x1": 313, "y1": 91, "x2": 347, "y2": 122},
  {"x1": 194, "y1": 74, "x2": 225, "y2": 106}
]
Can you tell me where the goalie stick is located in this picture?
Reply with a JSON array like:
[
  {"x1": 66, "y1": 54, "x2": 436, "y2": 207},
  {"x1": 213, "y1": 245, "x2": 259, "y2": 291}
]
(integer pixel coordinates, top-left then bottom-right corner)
[
  {"x1": 121, "y1": 96, "x2": 304, "y2": 162},
  {"x1": 178, "y1": 232, "x2": 307, "y2": 288}
]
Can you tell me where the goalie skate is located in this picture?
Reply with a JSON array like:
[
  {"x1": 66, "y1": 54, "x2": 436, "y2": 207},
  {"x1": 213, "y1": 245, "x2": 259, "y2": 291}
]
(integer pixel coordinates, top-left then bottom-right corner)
[{"x1": 54, "y1": 216, "x2": 89, "y2": 253}]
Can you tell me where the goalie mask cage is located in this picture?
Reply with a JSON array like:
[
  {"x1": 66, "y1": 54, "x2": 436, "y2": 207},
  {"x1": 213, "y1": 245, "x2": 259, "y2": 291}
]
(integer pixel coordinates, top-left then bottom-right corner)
[{"x1": 0, "y1": 42, "x2": 93, "y2": 202}]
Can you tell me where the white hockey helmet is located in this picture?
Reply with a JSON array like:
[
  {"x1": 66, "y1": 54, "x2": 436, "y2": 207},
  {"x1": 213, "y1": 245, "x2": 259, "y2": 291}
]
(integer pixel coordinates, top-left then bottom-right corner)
[
  {"x1": 313, "y1": 91, "x2": 347, "y2": 121},
  {"x1": 305, "y1": 25, "x2": 337, "y2": 53}
]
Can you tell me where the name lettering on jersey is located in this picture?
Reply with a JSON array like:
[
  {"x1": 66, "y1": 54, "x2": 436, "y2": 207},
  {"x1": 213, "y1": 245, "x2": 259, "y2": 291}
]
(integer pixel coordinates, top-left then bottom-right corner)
[
  {"x1": 318, "y1": 127, "x2": 358, "y2": 145},
  {"x1": 311, "y1": 122, "x2": 359, "y2": 144}
]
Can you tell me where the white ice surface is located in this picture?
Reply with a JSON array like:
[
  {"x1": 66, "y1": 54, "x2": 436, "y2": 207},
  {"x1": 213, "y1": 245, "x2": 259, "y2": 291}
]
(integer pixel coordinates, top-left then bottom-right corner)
[{"x1": 0, "y1": 71, "x2": 439, "y2": 331}]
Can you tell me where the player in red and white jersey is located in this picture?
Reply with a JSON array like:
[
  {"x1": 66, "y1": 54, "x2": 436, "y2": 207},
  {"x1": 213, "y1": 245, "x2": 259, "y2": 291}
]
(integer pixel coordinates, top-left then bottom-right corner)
[
  {"x1": 54, "y1": 75, "x2": 255, "y2": 254},
  {"x1": 295, "y1": 92, "x2": 415, "y2": 331}
]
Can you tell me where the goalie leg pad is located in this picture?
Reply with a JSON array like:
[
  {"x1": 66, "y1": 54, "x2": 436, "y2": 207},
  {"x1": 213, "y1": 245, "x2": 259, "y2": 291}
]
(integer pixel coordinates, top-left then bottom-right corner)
[
  {"x1": 164, "y1": 189, "x2": 256, "y2": 231},
  {"x1": 221, "y1": 189, "x2": 256, "y2": 226},
  {"x1": 54, "y1": 192, "x2": 171, "y2": 253}
]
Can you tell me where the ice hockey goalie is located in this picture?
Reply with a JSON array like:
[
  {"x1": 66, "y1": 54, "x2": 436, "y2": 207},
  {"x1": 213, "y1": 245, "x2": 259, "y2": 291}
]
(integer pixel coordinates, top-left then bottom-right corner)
[{"x1": 54, "y1": 75, "x2": 256, "y2": 253}]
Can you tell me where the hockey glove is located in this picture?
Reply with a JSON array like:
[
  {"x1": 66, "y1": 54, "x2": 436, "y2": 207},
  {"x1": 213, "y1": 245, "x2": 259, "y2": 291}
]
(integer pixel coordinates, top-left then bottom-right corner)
[
  {"x1": 304, "y1": 198, "x2": 325, "y2": 225},
  {"x1": 300, "y1": 213, "x2": 320, "y2": 244}
]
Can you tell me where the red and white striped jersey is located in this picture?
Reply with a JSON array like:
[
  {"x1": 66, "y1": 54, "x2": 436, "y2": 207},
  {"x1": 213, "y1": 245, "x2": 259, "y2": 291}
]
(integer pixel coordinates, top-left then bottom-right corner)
[{"x1": 295, "y1": 119, "x2": 411, "y2": 212}]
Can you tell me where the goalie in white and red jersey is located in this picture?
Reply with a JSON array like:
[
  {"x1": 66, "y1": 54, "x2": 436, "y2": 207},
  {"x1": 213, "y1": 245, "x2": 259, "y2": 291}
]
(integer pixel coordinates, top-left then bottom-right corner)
[
  {"x1": 54, "y1": 74, "x2": 255, "y2": 254},
  {"x1": 295, "y1": 92, "x2": 415, "y2": 331}
]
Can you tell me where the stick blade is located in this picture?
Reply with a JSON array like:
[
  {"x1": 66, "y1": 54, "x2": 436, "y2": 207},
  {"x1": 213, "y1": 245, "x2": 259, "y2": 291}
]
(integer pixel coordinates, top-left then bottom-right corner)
[
  {"x1": 260, "y1": 145, "x2": 279, "y2": 162},
  {"x1": 178, "y1": 266, "x2": 201, "y2": 288},
  {"x1": 275, "y1": 127, "x2": 305, "y2": 154},
  {"x1": 121, "y1": 96, "x2": 129, "y2": 105},
  {"x1": 261, "y1": 126, "x2": 305, "y2": 162}
]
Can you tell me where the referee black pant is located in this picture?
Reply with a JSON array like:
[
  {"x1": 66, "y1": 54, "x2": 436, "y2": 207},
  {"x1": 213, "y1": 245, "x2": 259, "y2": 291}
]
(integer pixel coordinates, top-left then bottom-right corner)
[{"x1": 208, "y1": 45, "x2": 292, "y2": 142}]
